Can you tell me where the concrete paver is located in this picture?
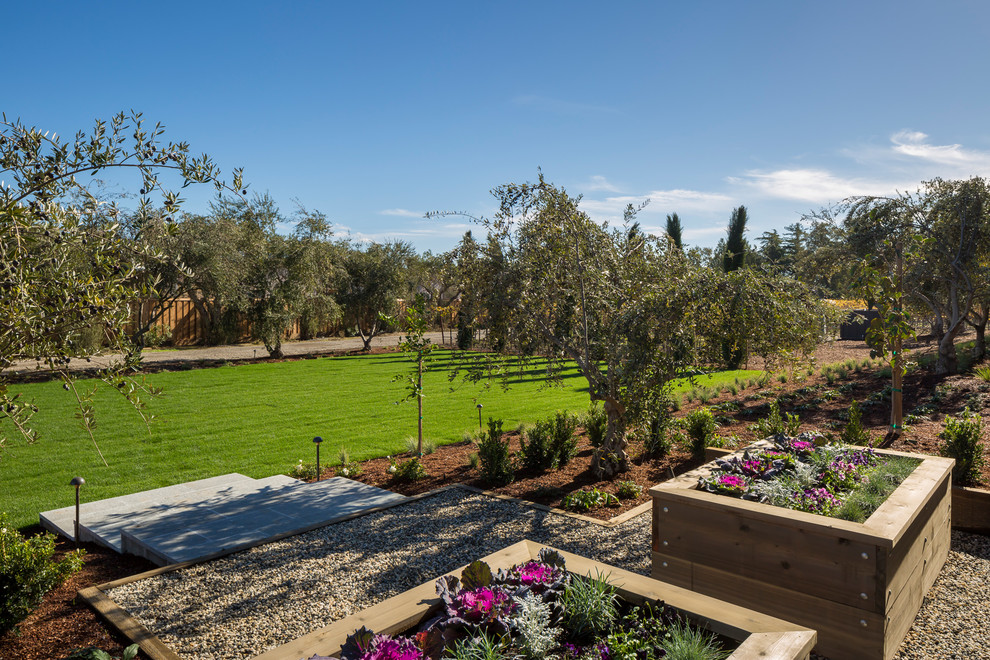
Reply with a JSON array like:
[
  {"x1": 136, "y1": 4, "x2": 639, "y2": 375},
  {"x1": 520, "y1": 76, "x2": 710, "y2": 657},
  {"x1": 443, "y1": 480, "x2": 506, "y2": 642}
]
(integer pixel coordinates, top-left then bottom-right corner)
[{"x1": 40, "y1": 474, "x2": 407, "y2": 565}]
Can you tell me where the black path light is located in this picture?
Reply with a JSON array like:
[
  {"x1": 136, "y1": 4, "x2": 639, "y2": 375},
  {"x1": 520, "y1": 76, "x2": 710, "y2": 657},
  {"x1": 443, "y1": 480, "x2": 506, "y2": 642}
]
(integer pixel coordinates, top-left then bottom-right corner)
[
  {"x1": 69, "y1": 476, "x2": 85, "y2": 547},
  {"x1": 476, "y1": 403, "x2": 484, "y2": 435},
  {"x1": 313, "y1": 436, "x2": 323, "y2": 482}
]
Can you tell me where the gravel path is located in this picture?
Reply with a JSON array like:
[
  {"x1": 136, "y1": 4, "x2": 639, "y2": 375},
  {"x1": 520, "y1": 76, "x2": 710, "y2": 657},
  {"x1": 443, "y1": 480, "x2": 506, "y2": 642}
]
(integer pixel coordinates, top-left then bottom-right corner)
[
  {"x1": 108, "y1": 489, "x2": 650, "y2": 659},
  {"x1": 107, "y1": 489, "x2": 989, "y2": 660}
]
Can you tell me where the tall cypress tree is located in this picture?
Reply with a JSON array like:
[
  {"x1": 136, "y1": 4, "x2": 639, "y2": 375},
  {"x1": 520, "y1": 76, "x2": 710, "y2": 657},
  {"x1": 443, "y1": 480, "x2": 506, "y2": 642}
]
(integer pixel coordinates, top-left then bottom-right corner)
[
  {"x1": 721, "y1": 205, "x2": 749, "y2": 368},
  {"x1": 665, "y1": 212, "x2": 683, "y2": 250},
  {"x1": 722, "y1": 205, "x2": 748, "y2": 272}
]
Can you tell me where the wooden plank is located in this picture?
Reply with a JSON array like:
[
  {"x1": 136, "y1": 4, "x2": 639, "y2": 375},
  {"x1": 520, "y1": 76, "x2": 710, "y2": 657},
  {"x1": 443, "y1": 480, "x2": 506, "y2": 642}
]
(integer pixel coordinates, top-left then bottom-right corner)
[
  {"x1": 865, "y1": 459, "x2": 953, "y2": 545},
  {"x1": 883, "y1": 514, "x2": 948, "y2": 660},
  {"x1": 731, "y1": 631, "x2": 816, "y2": 660},
  {"x1": 650, "y1": 551, "x2": 693, "y2": 589},
  {"x1": 882, "y1": 483, "x2": 950, "y2": 612},
  {"x1": 655, "y1": 495, "x2": 878, "y2": 609},
  {"x1": 690, "y1": 561, "x2": 885, "y2": 660},
  {"x1": 77, "y1": 587, "x2": 181, "y2": 660},
  {"x1": 952, "y1": 485, "x2": 990, "y2": 532},
  {"x1": 653, "y1": 488, "x2": 887, "y2": 547},
  {"x1": 255, "y1": 540, "x2": 814, "y2": 660}
]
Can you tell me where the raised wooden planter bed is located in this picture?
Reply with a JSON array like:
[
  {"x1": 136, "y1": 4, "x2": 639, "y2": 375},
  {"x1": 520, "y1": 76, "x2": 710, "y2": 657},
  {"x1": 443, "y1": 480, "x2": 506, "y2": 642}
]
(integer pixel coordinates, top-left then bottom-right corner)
[
  {"x1": 252, "y1": 539, "x2": 815, "y2": 660},
  {"x1": 652, "y1": 445, "x2": 953, "y2": 660}
]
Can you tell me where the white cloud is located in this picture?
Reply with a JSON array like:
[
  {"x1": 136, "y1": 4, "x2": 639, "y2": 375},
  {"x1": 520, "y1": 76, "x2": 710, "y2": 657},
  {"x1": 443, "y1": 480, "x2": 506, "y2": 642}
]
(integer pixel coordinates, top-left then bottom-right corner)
[
  {"x1": 583, "y1": 175, "x2": 623, "y2": 193},
  {"x1": 579, "y1": 188, "x2": 733, "y2": 219},
  {"x1": 380, "y1": 208, "x2": 423, "y2": 218},
  {"x1": 890, "y1": 130, "x2": 990, "y2": 172},
  {"x1": 727, "y1": 169, "x2": 890, "y2": 203}
]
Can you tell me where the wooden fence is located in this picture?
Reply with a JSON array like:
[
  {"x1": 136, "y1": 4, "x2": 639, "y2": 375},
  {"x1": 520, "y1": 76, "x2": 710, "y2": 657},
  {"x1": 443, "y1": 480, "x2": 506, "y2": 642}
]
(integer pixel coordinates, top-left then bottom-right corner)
[{"x1": 129, "y1": 298, "x2": 339, "y2": 346}]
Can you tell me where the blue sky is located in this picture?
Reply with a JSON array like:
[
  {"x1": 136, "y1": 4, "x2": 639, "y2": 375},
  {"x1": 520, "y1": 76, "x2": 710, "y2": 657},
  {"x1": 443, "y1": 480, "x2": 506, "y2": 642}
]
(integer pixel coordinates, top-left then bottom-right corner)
[{"x1": 5, "y1": 1, "x2": 990, "y2": 252}]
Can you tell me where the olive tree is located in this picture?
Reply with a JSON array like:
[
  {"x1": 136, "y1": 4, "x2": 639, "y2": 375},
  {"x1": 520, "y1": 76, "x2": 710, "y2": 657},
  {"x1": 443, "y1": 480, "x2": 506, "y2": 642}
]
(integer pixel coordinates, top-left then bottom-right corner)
[
  {"x1": 0, "y1": 111, "x2": 242, "y2": 462},
  {"x1": 454, "y1": 176, "x2": 834, "y2": 479},
  {"x1": 457, "y1": 176, "x2": 704, "y2": 477},
  {"x1": 338, "y1": 241, "x2": 413, "y2": 350},
  {"x1": 844, "y1": 178, "x2": 990, "y2": 375}
]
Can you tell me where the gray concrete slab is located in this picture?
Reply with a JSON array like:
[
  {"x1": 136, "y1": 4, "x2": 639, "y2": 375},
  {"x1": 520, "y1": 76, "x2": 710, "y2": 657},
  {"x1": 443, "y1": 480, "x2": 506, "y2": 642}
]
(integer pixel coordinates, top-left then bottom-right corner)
[
  {"x1": 121, "y1": 478, "x2": 407, "y2": 566},
  {"x1": 39, "y1": 473, "x2": 256, "y2": 547}
]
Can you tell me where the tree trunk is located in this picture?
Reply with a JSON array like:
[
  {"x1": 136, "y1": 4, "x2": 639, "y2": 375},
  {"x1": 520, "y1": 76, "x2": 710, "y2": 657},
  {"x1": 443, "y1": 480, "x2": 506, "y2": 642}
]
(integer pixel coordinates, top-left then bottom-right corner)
[
  {"x1": 975, "y1": 325, "x2": 987, "y2": 362},
  {"x1": 935, "y1": 329, "x2": 960, "y2": 376},
  {"x1": 265, "y1": 338, "x2": 284, "y2": 359},
  {"x1": 590, "y1": 399, "x2": 629, "y2": 479}
]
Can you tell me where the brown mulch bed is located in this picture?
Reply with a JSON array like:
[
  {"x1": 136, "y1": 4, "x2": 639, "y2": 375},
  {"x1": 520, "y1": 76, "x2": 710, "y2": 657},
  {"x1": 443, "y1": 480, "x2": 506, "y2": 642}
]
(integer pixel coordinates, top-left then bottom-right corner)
[{"x1": 4, "y1": 338, "x2": 990, "y2": 659}]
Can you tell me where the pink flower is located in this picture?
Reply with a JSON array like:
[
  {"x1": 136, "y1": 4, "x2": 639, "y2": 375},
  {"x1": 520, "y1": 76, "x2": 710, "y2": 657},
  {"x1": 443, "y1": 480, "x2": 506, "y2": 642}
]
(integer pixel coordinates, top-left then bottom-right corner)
[{"x1": 717, "y1": 474, "x2": 747, "y2": 490}]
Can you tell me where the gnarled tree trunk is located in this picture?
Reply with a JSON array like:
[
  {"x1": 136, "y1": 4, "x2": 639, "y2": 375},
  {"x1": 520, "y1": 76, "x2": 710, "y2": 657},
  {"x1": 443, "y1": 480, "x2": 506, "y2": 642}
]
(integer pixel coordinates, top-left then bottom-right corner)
[{"x1": 590, "y1": 398, "x2": 629, "y2": 479}]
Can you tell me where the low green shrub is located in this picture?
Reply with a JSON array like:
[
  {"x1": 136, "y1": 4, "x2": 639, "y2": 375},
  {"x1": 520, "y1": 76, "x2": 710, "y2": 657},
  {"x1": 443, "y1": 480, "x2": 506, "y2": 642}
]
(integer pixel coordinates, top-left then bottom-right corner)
[
  {"x1": 519, "y1": 411, "x2": 578, "y2": 473},
  {"x1": 289, "y1": 459, "x2": 320, "y2": 480},
  {"x1": 841, "y1": 400, "x2": 873, "y2": 446},
  {"x1": 684, "y1": 407, "x2": 719, "y2": 460},
  {"x1": 562, "y1": 488, "x2": 619, "y2": 512},
  {"x1": 391, "y1": 456, "x2": 427, "y2": 482},
  {"x1": 616, "y1": 481, "x2": 643, "y2": 499},
  {"x1": 584, "y1": 404, "x2": 608, "y2": 449},
  {"x1": 478, "y1": 418, "x2": 514, "y2": 487},
  {"x1": 1, "y1": 514, "x2": 85, "y2": 635},
  {"x1": 750, "y1": 400, "x2": 800, "y2": 438},
  {"x1": 940, "y1": 408, "x2": 986, "y2": 486},
  {"x1": 641, "y1": 407, "x2": 674, "y2": 459}
]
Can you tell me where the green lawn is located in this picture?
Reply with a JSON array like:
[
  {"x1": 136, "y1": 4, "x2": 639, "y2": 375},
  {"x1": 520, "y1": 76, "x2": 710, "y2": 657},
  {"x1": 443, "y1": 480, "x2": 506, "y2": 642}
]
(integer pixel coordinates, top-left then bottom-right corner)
[{"x1": 0, "y1": 351, "x2": 758, "y2": 529}]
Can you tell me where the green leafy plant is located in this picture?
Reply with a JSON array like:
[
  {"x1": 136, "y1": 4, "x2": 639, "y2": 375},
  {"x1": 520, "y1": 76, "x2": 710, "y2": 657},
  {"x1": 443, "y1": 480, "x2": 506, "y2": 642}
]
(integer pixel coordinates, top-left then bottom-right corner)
[
  {"x1": 584, "y1": 403, "x2": 608, "y2": 449},
  {"x1": 467, "y1": 451, "x2": 480, "y2": 469},
  {"x1": 749, "y1": 400, "x2": 799, "y2": 438},
  {"x1": 449, "y1": 630, "x2": 506, "y2": 660},
  {"x1": 562, "y1": 488, "x2": 619, "y2": 512},
  {"x1": 939, "y1": 408, "x2": 986, "y2": 486},
  {"x1": 841, "y1": 400, "x2": 873, "y2": 446},
  {"x1": 289, "y1": 459, "x2": 320, "y2": 480},
  {"x1": 478, "y1": 417, "x2": 514, "y2": 487},
  {"x1": 560, "y1": 571, "x2": 619, "y2": 641},
  {"x1": 616, "y1": 481, "x2": 643, "y2": 499},
  {"x1": 66, "y1": 645, "x2": 140, "y2": 660},
  {"x1": 664, "y1": 620, "x2": 731, "y2": 660},
  {"x1": 392, "y1": 456, "x2": 427, "y2": 482},
  {"x1": 974, "y1": 365, "x2": 990, "y2": 382},
  {"x1": 684, "y1": 407, "x2": 719, "y2": 460},
  {"x1": 518, "y1": 411, "x2": 577, "y2": 473},
  {"x1": 1, "y1": 514, "x2": 85, "y2": 635},
  {"x1": 642, "y1": 407, "x2": 673, "y2": 459}
]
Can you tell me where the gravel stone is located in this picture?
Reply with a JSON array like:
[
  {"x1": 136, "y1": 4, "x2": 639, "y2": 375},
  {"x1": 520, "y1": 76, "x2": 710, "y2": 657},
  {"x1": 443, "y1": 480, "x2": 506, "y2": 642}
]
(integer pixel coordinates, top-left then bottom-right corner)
[
  {"x1": 108, "y1": 489, "x2": 650, "y2": 659},
  {"x1": 108, "y1": 489, "x2": 990, "y2": 660}
]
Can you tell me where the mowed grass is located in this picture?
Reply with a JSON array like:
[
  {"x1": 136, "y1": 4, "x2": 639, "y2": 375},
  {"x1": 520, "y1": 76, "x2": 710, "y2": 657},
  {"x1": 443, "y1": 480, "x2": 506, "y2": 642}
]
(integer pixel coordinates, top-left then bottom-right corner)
[{"x1": 0, "y1": 351, "x2": 759, "y2": 529}]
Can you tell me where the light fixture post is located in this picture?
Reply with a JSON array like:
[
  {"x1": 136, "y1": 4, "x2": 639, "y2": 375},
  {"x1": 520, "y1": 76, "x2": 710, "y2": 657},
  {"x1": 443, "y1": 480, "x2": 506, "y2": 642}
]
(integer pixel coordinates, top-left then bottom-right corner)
[
  {"x1": 476, "y1": 403, "x2": 484, "y2": 435},
  {"x1": 69, "y1": 476, "x2": 85, "y2": 547},
  {"x1": 313, "y1": 436, "x2": 323, "y2": 481}
]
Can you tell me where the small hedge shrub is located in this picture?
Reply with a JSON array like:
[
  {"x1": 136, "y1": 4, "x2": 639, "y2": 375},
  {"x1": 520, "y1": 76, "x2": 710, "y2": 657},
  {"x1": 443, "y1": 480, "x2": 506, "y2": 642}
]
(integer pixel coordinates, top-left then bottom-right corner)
[{"x1": 1, "y1": 514, "x2": 85, "y2": 635}]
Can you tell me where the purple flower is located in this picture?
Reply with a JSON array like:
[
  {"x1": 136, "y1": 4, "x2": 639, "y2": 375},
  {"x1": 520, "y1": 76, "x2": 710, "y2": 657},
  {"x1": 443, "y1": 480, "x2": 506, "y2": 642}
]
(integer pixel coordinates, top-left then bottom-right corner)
[
  {"x1": 716, "y1": 474, "x2": 747, "y2": 491},
  {"x1": 790, "y1": 440, "x2": 814, "y2": 452},
  {"x1": 452, "y1": 586, "x2": 513, "y2": 623},
  {"x1": 358, "y1": 636, "x2": 424, "y2": 660}
]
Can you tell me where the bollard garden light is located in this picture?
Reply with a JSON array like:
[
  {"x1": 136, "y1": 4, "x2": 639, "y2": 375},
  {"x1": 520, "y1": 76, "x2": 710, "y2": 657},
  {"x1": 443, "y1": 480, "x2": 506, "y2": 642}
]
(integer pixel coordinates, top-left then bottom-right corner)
[
  {"x1": 313, "y1": 436, "x2": 323, "y2": 481},
  {"x1": 69, "y1": 476, "x2": 85, "y2": 547},
  {"x1": 476, "y1": 403, "x2": 484, "y2": 434}
]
